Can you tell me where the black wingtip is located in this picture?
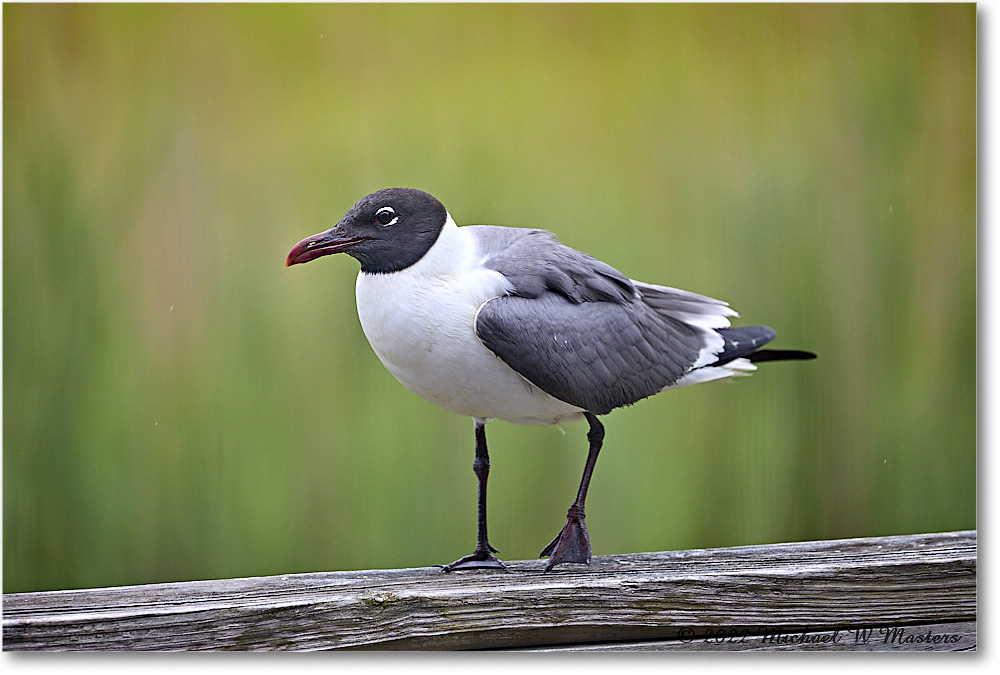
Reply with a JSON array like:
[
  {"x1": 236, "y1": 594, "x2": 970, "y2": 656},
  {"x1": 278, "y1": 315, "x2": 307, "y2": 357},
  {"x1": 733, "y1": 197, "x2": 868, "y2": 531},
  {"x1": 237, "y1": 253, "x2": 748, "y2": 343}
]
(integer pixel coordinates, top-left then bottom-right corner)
[
  {"x1": 714, "y1": 325, "x2": 777, "y2": 365},
  {"x1": 748, "y1": 349, "x2": 817, "y2": 363}
]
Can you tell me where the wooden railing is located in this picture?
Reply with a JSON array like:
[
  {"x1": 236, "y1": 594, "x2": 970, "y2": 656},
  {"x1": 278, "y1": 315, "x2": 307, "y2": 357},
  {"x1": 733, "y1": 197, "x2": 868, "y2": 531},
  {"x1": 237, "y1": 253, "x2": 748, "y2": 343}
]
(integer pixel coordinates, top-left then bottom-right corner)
[{"x1": 2, "y1": 530, "x2": 976, "y2": 651}]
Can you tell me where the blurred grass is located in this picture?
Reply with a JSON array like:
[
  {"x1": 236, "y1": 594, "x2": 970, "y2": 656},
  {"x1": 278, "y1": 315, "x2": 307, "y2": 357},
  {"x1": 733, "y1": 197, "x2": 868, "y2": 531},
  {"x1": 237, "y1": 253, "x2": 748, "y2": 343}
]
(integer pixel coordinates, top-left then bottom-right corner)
[{"x1": 3, "y1": 3, "x2": 975, "y2": 592}]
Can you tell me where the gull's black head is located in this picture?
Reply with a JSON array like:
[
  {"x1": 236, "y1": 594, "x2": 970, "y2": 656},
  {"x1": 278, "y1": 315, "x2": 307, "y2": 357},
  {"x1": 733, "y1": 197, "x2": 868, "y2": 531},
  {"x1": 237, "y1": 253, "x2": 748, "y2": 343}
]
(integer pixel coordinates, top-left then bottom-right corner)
[{"x1": 286, "y1": 188, "x2": 448, "y2": 273}]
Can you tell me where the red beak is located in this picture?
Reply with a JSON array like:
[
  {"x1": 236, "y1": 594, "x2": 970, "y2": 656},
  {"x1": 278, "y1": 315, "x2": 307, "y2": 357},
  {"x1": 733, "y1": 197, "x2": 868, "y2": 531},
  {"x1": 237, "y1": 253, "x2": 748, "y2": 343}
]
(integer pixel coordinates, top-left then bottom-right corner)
[{"x1": 286, "y1": 230, "x2": 370, "y2": 267}]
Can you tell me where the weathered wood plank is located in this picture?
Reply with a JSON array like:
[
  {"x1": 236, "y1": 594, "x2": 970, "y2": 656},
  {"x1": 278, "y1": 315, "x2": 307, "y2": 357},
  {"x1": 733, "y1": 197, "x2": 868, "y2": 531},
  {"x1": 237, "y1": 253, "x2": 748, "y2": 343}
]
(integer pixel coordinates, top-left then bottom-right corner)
[{"x1": 2, "y1": 530, "x2": 976, "y2": 651}]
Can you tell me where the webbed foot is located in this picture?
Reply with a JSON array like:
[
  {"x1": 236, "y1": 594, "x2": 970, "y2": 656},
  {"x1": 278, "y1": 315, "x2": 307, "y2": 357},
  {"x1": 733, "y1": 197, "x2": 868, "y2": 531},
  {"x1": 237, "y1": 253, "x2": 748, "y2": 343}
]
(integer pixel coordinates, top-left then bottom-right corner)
[
  {"x1": 540, "y1": 505, "x2": 591, "y2": 572},
  {"x1": 439, "y1": 545, "x2": 506, "y2": 572}
]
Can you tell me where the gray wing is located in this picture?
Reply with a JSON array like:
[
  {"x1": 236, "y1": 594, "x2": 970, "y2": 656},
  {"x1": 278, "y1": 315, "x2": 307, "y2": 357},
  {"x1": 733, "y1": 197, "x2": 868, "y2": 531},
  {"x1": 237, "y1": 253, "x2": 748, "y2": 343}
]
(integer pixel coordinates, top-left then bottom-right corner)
[
  {"x1": 469, "y1": 225, "x2": 770, "y2": 414},
  {"x1": 475, "y1": 293, "x2": 707, "y2": 414}
]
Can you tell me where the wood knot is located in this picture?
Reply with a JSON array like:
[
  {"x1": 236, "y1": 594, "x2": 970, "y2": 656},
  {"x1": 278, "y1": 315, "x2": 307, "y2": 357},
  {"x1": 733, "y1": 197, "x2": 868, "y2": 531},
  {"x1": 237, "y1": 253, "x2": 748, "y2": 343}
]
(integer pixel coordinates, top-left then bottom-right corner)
[{"x1": 360, "y1": 592, "x2": 399, "y2": 608}]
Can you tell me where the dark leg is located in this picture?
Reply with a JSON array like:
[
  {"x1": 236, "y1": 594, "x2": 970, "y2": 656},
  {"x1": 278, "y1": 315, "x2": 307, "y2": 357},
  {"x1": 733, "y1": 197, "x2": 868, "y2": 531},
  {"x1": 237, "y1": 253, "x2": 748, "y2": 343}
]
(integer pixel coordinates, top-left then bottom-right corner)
[
  {"x1": 540, "y1": 412, "x2": 604, "y2": 572},
  {"x1": 440, "y1": 419, "x2": 506, "y2": 572}
]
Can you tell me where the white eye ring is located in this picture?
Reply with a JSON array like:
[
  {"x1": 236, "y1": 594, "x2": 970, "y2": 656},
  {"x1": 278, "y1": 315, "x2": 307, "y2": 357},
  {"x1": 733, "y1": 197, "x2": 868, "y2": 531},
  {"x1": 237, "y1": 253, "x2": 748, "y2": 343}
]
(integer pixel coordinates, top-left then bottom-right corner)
[{"x1": 375, "y1": 206, "x2": 399, "y2": 227}]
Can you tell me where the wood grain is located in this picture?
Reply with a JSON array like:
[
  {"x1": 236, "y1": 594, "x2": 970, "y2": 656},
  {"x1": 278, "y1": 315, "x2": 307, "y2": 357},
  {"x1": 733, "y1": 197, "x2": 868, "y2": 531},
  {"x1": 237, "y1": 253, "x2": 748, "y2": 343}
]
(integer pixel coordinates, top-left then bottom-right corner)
[{"x1": 2, "y1": 530, "x2": 976, "y2": 651}]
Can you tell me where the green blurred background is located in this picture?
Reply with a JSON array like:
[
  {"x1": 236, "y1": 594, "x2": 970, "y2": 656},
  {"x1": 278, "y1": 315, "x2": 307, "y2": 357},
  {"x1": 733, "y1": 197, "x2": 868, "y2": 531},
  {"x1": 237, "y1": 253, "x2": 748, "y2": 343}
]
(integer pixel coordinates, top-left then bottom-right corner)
[{"x1": 3, "y1": 3, "x2": 975, "y2": 593}]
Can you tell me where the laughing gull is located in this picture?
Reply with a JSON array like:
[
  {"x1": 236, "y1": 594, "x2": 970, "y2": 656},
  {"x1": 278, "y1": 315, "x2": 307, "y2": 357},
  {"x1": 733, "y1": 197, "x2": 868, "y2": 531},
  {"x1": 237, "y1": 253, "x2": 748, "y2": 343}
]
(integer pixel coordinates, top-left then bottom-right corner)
[{"x1": 287, "y1": 188, "x2": 815, "y2": 572}]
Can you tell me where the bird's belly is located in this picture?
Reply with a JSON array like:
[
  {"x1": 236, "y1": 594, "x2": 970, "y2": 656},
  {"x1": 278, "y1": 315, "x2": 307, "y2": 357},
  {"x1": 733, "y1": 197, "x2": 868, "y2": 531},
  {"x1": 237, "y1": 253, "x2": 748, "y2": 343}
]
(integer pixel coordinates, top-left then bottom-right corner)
[{"x1": 355, "y1": 271, "x2": 584, "y2": 425}]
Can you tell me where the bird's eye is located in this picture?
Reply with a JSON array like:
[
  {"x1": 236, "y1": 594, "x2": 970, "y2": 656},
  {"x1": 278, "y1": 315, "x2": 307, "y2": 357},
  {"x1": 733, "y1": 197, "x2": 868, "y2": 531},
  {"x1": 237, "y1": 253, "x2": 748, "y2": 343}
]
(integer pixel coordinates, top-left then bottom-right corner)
[{"x1": 375, "y1": 206, "x2": 398, "y2": 226}]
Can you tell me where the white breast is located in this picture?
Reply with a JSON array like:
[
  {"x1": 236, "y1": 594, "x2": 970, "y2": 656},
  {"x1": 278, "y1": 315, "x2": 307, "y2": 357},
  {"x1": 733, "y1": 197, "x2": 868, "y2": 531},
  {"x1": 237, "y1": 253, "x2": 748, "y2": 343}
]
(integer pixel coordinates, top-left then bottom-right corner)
[{"x1": 354, "y1": 216, "x2": 585, "y2": 425}]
